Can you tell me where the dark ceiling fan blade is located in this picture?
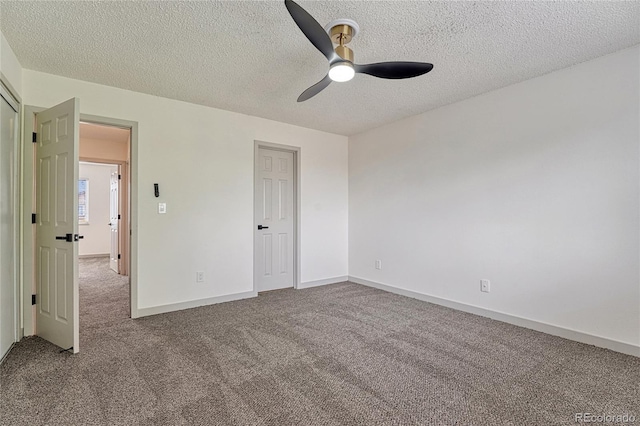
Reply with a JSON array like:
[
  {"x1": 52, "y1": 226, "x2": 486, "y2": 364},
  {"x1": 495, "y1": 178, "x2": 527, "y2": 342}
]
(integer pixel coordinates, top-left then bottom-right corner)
[
  {"x1": 354, "y1": 62, "x2": 433, "y2": 79},
  {"x1": 285, "y1": 0, "x2": 337, "y2": 62},
  {"x1": 297, "y1": 75, "x2": 332, "y2": 102}
]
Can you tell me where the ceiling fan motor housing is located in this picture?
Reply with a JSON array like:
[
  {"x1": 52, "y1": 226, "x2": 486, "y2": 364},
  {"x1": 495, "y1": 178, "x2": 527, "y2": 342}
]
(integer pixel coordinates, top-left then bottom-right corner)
[
  {"x1": 330, "y1": 24, "x2": 354, "y2": 44},
  {"x1": 325, "y1": 18, "x2": 360, "y2": 40},
  {"x1": 335, "y1": 45, "x2": 354, "y2": 62},
  {"x1": 328, "y1": 21, "x2": 357, "y2": 62}
]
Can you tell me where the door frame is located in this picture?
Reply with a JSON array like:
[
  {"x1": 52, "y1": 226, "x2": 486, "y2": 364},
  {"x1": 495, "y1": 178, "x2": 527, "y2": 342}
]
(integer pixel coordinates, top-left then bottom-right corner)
[
  {"x1": 0, "y1": 76, "x2": 21, "y2": 356},
  {"x1": 22, "y1": 107, "x2": 140, "y2": 337},
  {"x1": 253, "y1": 141, "x2": 301, "y2": 292}
]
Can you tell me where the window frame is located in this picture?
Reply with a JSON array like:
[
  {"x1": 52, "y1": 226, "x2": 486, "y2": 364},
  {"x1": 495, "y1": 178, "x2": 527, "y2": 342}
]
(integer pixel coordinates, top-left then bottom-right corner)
[{"x1": 78, "y1": 178, "x2": 89, "y2": 225}]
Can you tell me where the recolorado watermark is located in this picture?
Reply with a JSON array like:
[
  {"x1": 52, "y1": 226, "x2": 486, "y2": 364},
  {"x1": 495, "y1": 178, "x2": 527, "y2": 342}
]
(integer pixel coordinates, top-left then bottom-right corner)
[{"x1": 575, "y1": 413, "x2": 635, "y2": 423}]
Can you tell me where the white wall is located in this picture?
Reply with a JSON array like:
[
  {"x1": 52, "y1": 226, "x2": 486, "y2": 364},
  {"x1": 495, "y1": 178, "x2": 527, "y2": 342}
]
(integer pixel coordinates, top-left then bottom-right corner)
[
  {"x1": 349, "y1": 46, "x2": 640, "y2": 352},
  {"x1": 0, "y1": 32, "x2": 22, "y2": 96},
  {"x1": 79, "y1": 163, "x2": 118, "y2": 256},
  {"x1": 23, "y1": 70, "x2": 348, "y2": 311}
]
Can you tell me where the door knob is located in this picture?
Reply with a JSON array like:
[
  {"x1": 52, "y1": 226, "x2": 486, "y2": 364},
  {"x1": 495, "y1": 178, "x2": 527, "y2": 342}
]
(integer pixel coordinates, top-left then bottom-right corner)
[
  {"x1": 55, "y1": 234, "x2": 84, "y2": 242},
  {"x1": 257, "y1": 225, "x2": 269, "y2": 230}
]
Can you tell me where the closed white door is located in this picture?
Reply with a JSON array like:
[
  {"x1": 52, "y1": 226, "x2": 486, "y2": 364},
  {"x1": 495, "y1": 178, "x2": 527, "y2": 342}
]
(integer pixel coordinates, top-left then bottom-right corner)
[
  {"x1": 35, "y1": 98, "x2": 80, "y2": 353},
  {"x1": 109, "y1": 169, "x2": 119, "y2": 273},
  {"x1": 0, "y1": 85, "x2": 18, "y2": 360},
  {"x1": 255, "y1": 148, "x2": 295, "y2": 292}
]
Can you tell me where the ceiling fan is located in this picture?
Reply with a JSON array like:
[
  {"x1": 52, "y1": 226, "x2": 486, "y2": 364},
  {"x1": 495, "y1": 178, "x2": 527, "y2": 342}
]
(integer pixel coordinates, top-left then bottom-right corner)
[{"x1": 284, "y1": 0, "x2": 434, "y2": 102}]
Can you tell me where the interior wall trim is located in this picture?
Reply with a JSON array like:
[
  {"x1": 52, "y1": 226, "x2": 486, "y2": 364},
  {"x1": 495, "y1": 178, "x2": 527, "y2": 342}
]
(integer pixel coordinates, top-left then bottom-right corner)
[
  {"x1": 349, "y1": 276, "x2": 640, "y2": 357},
  {"x1": 298, "y1": 276, "x2": 348, "y2": 289},
  {"x1": 136, "y1": 290, "x2": 258, "y2": 318}
]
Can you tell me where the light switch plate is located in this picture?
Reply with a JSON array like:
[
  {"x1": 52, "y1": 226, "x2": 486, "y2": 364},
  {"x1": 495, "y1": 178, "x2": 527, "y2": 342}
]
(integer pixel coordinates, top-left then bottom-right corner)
[{"x1": 158, "y1": 203, "x2": 167, "y2": 214}]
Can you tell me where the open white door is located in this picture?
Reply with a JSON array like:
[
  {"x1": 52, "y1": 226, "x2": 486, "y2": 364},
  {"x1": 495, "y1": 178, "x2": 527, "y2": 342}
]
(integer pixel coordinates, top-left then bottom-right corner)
[
  {"x1": 109, "y1": 169, "x2": 119, "y2": 273},
  {"x1": 35, "y1": 98, "x2": 80, "y2": 353}
]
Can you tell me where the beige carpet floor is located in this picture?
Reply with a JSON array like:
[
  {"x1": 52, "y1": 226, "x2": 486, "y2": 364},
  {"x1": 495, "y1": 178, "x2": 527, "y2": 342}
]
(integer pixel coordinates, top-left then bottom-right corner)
[{"x1": 1, "y1": 258, "x2": 638, "y2": 425}]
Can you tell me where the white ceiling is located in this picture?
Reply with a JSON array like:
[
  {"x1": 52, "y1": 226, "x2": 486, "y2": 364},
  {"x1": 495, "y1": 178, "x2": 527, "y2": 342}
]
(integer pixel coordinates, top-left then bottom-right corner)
[{"x1": 2, "y1": 1, "x2": 639, "y2": 136}]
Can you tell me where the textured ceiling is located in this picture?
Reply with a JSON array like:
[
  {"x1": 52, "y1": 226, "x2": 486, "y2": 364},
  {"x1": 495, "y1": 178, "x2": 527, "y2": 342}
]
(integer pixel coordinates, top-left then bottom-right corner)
[{"x1": 2, "y1": 1, "x2": 639, "y2": 136}]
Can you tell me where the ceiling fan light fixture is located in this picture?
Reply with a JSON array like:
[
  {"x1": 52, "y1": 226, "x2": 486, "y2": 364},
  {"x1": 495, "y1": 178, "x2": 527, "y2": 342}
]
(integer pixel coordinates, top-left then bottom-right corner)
[
  {"x1": 285, "y1": 0, "x2": 433, "y2": 101},
  {"x1": 328, "y1": 62, "x2": 355, "y2": 82}
]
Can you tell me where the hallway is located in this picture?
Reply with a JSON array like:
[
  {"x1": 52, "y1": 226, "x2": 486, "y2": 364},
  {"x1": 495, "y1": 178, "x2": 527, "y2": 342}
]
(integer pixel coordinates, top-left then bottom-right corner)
[{"x1": 79, "y1": 257, "x2": 129, "y2": 331}]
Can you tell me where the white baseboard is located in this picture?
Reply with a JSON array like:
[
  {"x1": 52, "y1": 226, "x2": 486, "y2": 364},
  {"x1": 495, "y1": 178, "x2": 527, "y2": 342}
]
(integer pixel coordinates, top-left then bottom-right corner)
[
  {"x1": 136, "y1": 290, "x2": 257, "y2": 318},
  {"x1": 79, "y1": 254, "x2": 109, "y2": 258},
  {"x1": 298, "y1": 275, "x2": 348, "y2": 289},
  {"x1": 349, "y1": 276, "x2": 640, "y2": 358},
  {"x1": 0, "y1": 342, "x2": 15, "y2": 365}
]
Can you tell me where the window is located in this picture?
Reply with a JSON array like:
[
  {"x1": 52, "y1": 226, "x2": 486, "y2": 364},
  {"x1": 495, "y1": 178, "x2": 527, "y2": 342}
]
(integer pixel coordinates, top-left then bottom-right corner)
[{"x1": 78, "y1": 179, "x2": 89, "y2": 224}]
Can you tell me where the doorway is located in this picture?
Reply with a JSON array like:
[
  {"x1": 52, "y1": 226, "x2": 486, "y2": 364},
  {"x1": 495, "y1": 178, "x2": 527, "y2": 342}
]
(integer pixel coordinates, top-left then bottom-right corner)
[
  {"x1": 78, "y1": 122, "x2": 131, "y2": 321},
  {"x1": 78, "y1": 162, "x2": 119, "y2": 263},
  {"x1": 22, "y1": 104, "x2": 139, "y2": 351},
  {"x1": 79, "y1": 122, "x2": 131, "y2": 276},
  {"x1": 254, "y1": 142, "x2": 300, "y2": 292}
]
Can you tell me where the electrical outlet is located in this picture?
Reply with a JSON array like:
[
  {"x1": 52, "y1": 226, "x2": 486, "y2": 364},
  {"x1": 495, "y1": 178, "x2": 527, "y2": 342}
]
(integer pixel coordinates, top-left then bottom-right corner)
[
  {"x1": 375, "y1": 260, "x2": 382, "y2": 270},
  {"x1": 158, "y1": 203, "x2": 167, "y2": 214},
  {"x1": 480, "y1": 279, "x2": 490, "y2": 293},
  {"x1": 196, "y1": 271, "x2": 205, "y2": 283}
]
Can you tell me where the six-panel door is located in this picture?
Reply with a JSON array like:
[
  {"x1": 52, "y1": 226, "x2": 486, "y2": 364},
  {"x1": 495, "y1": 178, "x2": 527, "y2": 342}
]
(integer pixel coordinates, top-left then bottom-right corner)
[
  {"x1": 35, "y1": 98, "x2": 80, "y2": 353},
  {"x1": 255, "y1": 148, "x2": 294, "y2": 292}
]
